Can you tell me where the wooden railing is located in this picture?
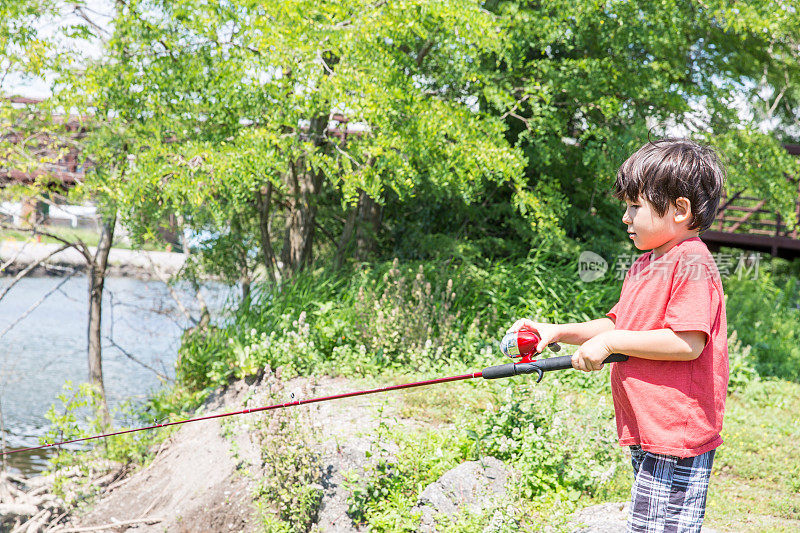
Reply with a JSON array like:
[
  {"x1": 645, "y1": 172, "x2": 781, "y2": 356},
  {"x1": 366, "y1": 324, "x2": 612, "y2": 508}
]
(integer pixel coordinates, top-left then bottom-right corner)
[{"x1": 714, "y1": 183, "x2": 800, "y2": 240}]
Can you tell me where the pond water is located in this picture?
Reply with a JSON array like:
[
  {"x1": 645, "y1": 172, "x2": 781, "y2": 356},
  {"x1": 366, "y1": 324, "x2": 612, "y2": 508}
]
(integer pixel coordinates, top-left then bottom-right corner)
[{"x1": 0, "y1": 274, "x2": 233, "y2": 476}]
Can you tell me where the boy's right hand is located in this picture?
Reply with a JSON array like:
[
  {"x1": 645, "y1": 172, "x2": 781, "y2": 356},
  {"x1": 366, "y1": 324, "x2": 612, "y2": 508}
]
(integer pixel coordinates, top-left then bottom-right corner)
[{"x1": 506, "y1": 319, "x2": 562, "y2": 353}]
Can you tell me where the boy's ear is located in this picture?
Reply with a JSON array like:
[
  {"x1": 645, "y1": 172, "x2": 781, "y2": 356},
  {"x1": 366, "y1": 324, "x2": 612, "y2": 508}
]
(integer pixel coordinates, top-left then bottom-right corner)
[{"x1": 674, "y1": 197, "x2": 692, "y2": 224}]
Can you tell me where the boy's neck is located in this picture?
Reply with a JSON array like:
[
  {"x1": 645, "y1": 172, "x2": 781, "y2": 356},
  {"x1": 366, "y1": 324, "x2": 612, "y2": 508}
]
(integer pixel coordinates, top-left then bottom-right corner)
[{"x1": 651, "y1": 231, "x2": 700, "y2": 260}]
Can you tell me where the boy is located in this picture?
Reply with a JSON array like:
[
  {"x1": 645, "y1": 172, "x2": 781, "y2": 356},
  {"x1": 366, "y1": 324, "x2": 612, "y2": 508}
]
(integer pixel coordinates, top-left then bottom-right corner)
[{"x1": 509, "y1": 138, "x2": 728, "y2": 532}]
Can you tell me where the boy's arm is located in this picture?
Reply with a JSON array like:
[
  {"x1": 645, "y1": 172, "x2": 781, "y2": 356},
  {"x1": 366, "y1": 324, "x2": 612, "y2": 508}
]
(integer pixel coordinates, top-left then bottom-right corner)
[
  {"x1": 603, "y1": 329, "x2": 707, "y2": 361},
  {"x1": 572, "y1": 328, "x2": 707, "y2": 372},
  {"x1": 556, "y1": 318, "x2": 616, "y2": 345}
]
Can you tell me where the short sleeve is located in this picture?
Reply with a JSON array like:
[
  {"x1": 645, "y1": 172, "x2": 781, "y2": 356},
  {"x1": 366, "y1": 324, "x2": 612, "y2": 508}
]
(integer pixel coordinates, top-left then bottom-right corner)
[
  {"x1": 663, "y1": 263, "x2": 714, "y2": 345},
  {"x1": 606, "y1": 301, "x2": 619, "y2": 322}
]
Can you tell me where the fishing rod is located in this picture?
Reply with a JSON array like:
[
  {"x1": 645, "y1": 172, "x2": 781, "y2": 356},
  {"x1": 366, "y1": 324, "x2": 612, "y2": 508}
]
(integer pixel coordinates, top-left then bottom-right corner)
[{"x1": 2, "y1": 329, "x2": 628, "y2": 457}]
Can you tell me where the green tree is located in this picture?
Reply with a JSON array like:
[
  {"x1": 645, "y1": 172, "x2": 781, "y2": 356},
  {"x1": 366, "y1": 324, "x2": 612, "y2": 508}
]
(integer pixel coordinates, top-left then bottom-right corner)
[
  {"x1": 68, "y1": 0, "x2": 525, "y2": 288},
  {"x1": 483, "y1": 0, "x2": 800, "y2": 245},
  {"x1": 0, "y1": 0, "x2": 128, "y2": 417}
]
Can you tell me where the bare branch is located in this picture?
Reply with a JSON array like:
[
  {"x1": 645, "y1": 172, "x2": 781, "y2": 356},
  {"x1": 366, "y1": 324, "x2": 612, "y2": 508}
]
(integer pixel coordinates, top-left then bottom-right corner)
[
  {"x1": 48, "y1": 517, "x2": 165, "y2": 533},
  {"x1": 0, "y1": 243, "x2": 71, "y2": 303},
  {"x1": 73, "y1": 5, "x2": 111, "y2": 41},
  {"x1": 144, "y1": 254, "x2": 198, "y2": 326},
  {"x1": 0, "y1": 222, "x2": 92, "y2": 261},
  {"x1": 766, "y1": 70, "x2": 791, "y2": 119},
  {"x1": 0, "y1": 270, "x2": 77, "y2": 340},
  {"x1": 104, "y1": 336, "x2": 172, "y2": 383},
  {"x1": 501, "y1": 93, "x2": 531, "y2": 120},
  {"x1": 0, "y1": 240, "x2": 33, "y2": 272}
]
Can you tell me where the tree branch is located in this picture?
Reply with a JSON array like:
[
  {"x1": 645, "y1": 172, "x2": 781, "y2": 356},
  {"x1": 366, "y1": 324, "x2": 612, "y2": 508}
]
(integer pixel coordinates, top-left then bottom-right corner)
[
  {"x1": 49, "y1": 517, "x2": 165, "y2": 533},
  {"x1": 0, "y1": 240, "x2": 33, "y2": 272},
  {"x1": 0, "y1": 270, "x2": 77, "y2": 340},
  {"x1": 416, "y1": 39, "x2": 436, "y2": 68},
  {"x1": 0, "y1": 222, "x2": 92, "y2": 261},
  {"x1": 104, "y1": 336, "x2": 172, "y2": 383},
  {"x1": 0, "y1": 243, "x2": 71, "y2": 303},
  {"x1": 73, "y1": 5, "x2": 111, "y2": 41},
  {"x1": 144, "y1": 254, "x2": 198, "y2": 326}
]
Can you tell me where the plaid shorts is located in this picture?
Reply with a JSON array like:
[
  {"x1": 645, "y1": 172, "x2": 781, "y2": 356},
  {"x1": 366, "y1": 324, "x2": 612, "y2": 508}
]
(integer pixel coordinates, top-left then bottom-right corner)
[{"x1": 627, "y1": 445, "x2": 715, "y2": 533}]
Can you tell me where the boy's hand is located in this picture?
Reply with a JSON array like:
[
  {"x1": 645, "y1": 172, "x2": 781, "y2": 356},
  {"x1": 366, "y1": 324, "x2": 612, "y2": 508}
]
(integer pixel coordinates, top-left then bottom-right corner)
[
  {"x1": 506, "y1": 319, "x2": 561, "y2": 353},
  {"x1": 572, "y1": 333, "x2": 612, "y2": 372}
]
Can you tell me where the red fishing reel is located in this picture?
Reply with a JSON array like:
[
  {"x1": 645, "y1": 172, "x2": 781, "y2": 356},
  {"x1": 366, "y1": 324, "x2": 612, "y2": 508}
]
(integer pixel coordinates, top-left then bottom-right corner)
[
  {"x1": 499, "y1": 327, "x2": 561, "y2": 363},
  {"x1": 492, "y1": 327, "x2": 626, "y2": 383}
]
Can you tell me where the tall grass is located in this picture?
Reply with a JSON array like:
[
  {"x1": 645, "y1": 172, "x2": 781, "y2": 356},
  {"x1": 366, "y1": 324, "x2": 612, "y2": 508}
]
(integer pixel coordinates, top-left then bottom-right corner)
[
  {"x1": 175, "y1": 250, "x2": 800, "y2": 394},
  {"x1": 174, "y1": 254, "x2": 627, "y2": 393}
]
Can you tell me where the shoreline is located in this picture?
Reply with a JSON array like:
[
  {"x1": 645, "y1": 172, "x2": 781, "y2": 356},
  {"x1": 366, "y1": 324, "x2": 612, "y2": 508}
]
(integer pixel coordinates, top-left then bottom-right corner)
[{"x1": 0, "y1": 239, "x2": 185, "y2": 279}]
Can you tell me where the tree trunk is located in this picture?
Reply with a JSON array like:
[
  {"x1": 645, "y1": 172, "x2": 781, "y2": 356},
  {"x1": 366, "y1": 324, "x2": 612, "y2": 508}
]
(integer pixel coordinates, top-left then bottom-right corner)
[
  {"x1": 240, "y1": 267, "x2": 251, "y2": 304},
  {"x1": 255, "y1": 184, "x2": 278, "y2": 283},
  {"x1": 335, "y1": 197, "x2": 359, "y2": 268},
  {"x1": 87, "y1": 213, "x2": 115, "y2": 422},
  {"x1": 355, "y1": 191, "x2": 382, "y2": 260},
  {"x1": 281, "y1": 168, "x2": 318, "y2": 273},
  {"x1": 1, "y1": 395, "x2": 7, "y2": 471},
  {"x1": 230, "y1": 216, "x2": 253, "y2": 304},
  {"x1": 335, "y1": 189, "x2": 382, "y2": 266},
  {"x1": 177, "y1": 215, "x2": 210, "y2": 329},
  {"x1": 282, "y1": 116, "x2": 327, "y2": 275}
]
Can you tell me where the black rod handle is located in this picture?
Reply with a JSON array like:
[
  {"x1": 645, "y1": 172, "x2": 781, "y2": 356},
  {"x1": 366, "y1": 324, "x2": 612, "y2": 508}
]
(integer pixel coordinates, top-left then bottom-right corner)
[
  {"x1": 532, "y1": 352, "x2": 628, "y2": 372},
  {"x1": 481, "y1": 363, "x2": 528, "y2": 380},
  {"x1": 481, "y1": 353, "x2": 628, "y2": 380}
]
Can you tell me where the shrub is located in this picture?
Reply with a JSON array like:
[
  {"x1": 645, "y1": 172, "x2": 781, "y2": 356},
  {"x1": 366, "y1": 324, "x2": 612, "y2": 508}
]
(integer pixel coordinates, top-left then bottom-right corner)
[
  {"x1": 42, "y1": 382, "x2": 162, "y2": 507},
  {"x1": 469, "y1": 381, "x2": 622, "y2": 502},
  {"x1": 724, "y1": 272, "x2": 800, "y2": 381},
  {"x1": 174, "y1": 254, "x2": 625, "y2": 393},
  {"x1": 248, "y1": 372, "x2": 323, "y2": 532},
  {"x1": 345, "y1": 417, "x2": 469, "y2": 532},
  {"x1": 727, "y1": 330, "x2": 759, "y2": 392}
]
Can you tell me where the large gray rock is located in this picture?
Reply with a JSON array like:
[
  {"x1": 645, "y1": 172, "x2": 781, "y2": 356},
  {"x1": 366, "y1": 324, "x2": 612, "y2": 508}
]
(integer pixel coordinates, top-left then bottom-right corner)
[{"x1": 413, "y1": 457, "x2": 511, "y2": 530}]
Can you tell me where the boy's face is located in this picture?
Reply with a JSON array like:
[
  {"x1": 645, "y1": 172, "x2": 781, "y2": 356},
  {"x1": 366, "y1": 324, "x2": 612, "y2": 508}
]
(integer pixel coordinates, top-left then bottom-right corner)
[{"x1": 621, "y1": 195, "x2": 691, "y2": 255}]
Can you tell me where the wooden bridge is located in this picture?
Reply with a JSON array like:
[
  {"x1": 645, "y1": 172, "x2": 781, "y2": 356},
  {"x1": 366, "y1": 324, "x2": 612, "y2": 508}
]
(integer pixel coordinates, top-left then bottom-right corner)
[{"x1": 701, "y1": 144, "x2": 800, "y2": 260}]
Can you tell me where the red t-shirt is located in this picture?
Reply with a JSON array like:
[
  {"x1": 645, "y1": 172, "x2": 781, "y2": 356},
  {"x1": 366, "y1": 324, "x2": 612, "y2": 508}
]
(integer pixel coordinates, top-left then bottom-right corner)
[{"x1": 606, "y1": 236, "x2": 729, "y2": 458}]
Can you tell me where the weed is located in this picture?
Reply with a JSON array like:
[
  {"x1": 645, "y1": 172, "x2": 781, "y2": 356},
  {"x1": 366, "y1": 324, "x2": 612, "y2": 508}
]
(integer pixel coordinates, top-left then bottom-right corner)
[
  {"x1": 42, "y1": 381, "x2": 164, "y2": 508},
  {"x1": 249, "y1": 371, "x2": 323, "y2": 533},
  {"x1": 345, "y1": 416, "x2": 468, "y2": 532},
  {"x1": 469, "y1": 380, "x2": 623, "y2": 503}
]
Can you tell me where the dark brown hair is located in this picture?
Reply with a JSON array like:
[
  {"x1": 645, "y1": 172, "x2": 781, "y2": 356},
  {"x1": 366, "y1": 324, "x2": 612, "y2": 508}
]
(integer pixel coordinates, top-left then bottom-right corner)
[{"x1": 613, "y1": 138, "x2": 726, "y2": 233}]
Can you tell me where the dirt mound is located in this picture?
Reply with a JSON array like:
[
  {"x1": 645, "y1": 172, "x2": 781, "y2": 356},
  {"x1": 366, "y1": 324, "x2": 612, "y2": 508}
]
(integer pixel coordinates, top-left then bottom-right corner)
[
  {"x1": 59, "y1": 374, "x2": 405, "y2": 532},
  {"x1": 61, "y1": 379, "x2": 260, "y2": 532}
]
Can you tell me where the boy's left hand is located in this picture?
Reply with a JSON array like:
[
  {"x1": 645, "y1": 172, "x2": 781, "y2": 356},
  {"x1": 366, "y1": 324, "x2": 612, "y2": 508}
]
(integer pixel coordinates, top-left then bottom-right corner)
[{"x1": 572, "y1": 333, "x2": 612, "y2": 372}]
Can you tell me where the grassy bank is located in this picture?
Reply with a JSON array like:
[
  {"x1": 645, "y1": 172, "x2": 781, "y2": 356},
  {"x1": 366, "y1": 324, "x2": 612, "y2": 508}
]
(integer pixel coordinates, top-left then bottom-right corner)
[
  {"x1": 708, "y1": 379, "x2": 800, "y2": 531},
  {"x1": 43, "y1": 248, "x2": 800, "y2": 531}
]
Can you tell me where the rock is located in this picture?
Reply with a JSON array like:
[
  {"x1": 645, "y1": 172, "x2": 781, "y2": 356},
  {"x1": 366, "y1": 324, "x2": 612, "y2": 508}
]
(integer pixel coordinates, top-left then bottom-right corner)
[
  {"x1": 568, "y1": 501, "x2": 722, "y2": 532},
  {"x1": 568, "y1": 502, "x2": 629, "y2": 532},
  {"x1": 413, "y1": 457, "x2": 512, "y2": 530},
  {"x1": 314, "y1": 436, "x2": 373, "y2": 533}
]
